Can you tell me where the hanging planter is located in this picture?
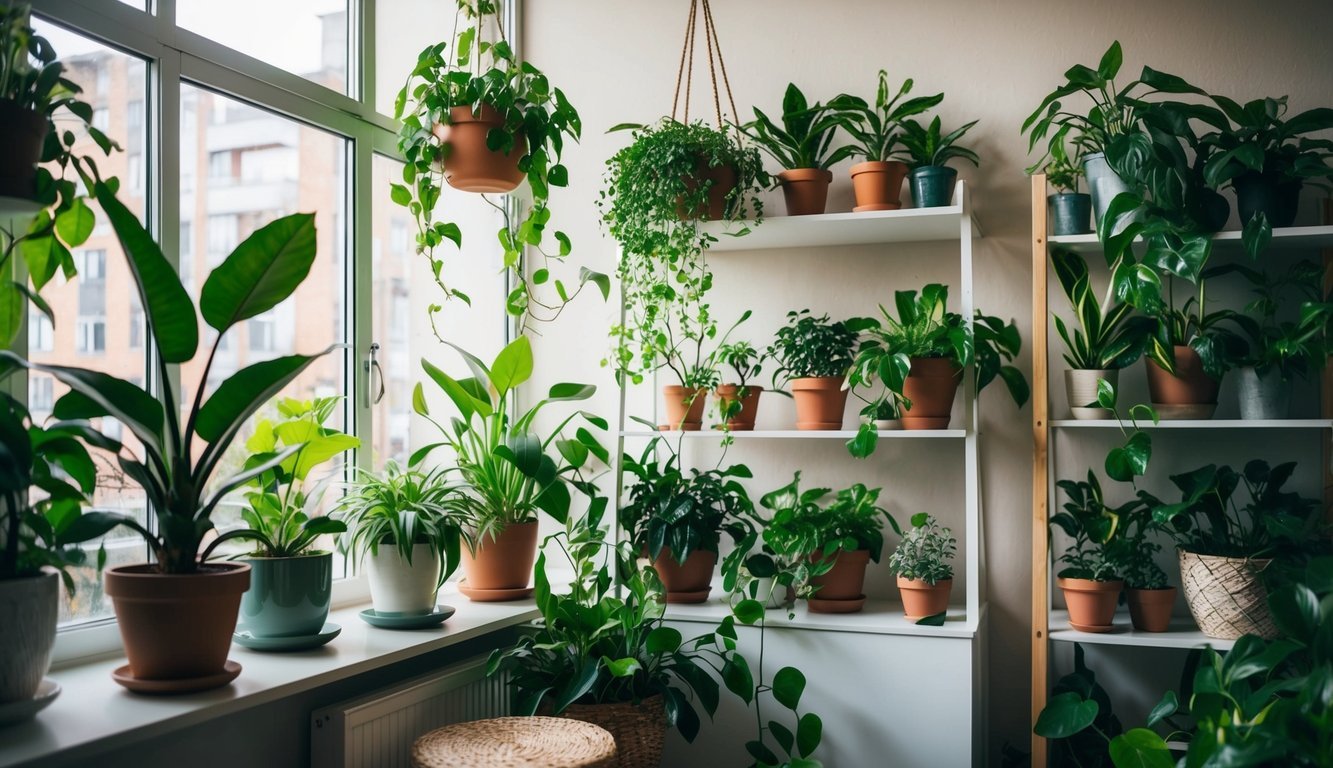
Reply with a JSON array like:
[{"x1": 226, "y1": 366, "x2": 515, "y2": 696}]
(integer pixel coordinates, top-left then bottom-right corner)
[
  {"x1": 675, "y1": 159, "x2": 738, "y2": 221},
  {"x1": 431, "y1": 105, "x2": 527, "y2": 193}
]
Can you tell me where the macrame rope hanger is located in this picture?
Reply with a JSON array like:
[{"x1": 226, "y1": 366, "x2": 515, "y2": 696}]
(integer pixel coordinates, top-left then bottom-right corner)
[{"x1": 670, "y1": 0, "x2": 740, "y2": 133}]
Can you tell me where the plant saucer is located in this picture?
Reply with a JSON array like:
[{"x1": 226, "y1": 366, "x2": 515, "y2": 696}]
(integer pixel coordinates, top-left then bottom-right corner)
[
  {"x1": 359, "y1": 604, "x2": 456, "y2": 630},
  {"x1": 1152, "y1": 403, "x2": 1216, "y2": 420},
  {"x1": 458, "y1": 583, "x2": 534, "y2": 602},
  {"x1": 111, "y1": 660, "x2": 241, "y2": 695},
  {"x1": 664, "y1": 587, "x2": 712, "y2": 604},
  {"x1": 807, "y1": 595, "x2": 867, "y2": 614},
  {"x1": 0, "y1": 679, "x2": 60, "y2": 726},
  {"x1": 233, "y1": 622, "x2": 342, "y2": 652},
  {"x1": 1067, "y1": 620, "x2": 1116, "y2": 634}
]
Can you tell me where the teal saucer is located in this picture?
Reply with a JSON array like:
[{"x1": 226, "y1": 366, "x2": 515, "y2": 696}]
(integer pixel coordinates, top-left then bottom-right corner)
[
  {"x1": 359, "y1": 604, "x2": 455, "y2": 630},
  {"x1": 234, "y1": 621, "x2": 341, "y2": 651}
]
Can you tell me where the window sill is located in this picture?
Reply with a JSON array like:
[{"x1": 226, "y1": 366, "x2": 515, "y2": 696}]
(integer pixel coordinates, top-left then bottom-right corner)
[{"x1": 0, "y1": 586, "x2": 538, "y2": 768}]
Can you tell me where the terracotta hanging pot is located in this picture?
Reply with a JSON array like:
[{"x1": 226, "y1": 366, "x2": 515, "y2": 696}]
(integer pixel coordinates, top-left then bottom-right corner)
[
  {"x1": 849, "y1": 160, "x2": 909, "y2": 212},
  {"x1": 460, "y1": 520, "x2": 539, "y2": 598},
  {"x1": 778, "y1": 168, "x2": 833, "y2": 216},
  {"x1": 660, "y1": 385, "x2": 706, "y2": 431},
  {"x1": 432, "y1": 104, "x2": 526, "y2": 194},
  {"x1": 104, "y1": 562, "x2": 251, "y2": 685},
  {"x1": 714, "y1": 384, "x2": 762, "y2": 430},
  {"x1": 676, "y1": 160, "x2": 738, "y2": 221},
  {"x1": 649, "y1": 547, "x2": 717, "y2": 604},
  {"x1": 1057, "y1": 577, "x2": 1122, "y2": 633},
  {"x1": 901, "y1": 357, "x2": 962, "y2": 429},
  {"x1": 897, "y1": 576, "x2": 952, "y2": 621},
  {"x1": 809, "y1": 548, "x2": 870, "y2": 603},
  {"x1": 1127, "y1": 587, "x2": 1177, "y2": 633},
  {"x1": 0, "y1": 99, "x2": 49, "y2": 199},
  {"x1": 1144, "y1": 346, "x2": 1220, "y2": 419},
  {"x1": 789, "y1": 376, "x2": 847, "y2": 430}
]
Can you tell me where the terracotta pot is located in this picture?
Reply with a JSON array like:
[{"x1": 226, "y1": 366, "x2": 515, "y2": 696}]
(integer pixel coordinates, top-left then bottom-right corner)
[
  {"x1": 901, "y1": 358, "x2": 961, "y2": 429},
  {"x1": 1127, "y1": 587, "x2": 1177, "y2": 633},
  {"x1": 0, "y1": 99, "x2": 48, "y2": 199},
  {"x1": 714, "y1": 384, "x2": 762, "y2": 430},
  {"x1": 676, "y1": 160, "x2": 737, "y2": 221},
  {"x1": 897, "y1": 576, "x2": 952, "y2": 621},
  {"x1": 661, "y1": 385, "x2": 705, "y2": 431},
  {"x1": 1144, "y1": 346, "x2": 1220, "y2": 418},
  {"x1": 649, "y1": 547, "x2": 717, "y2": 604},
  {"x1": 778, "y1": 168, "x2": 833, "y2": 216},
  {"x1": 104, "y1": 563, "x2": 251, "y2": 682},
  {"x1": 461, "y1": 520, "x2": 539, "y2": 593},
  {"x1": 849, "y1": 160, "x2": 909, "y2": 212},
  {"x1": 0, "y1": 570, "x2": 58, "y2": 704},
  {"x1": 809, "y1": 548, "x2": 870, "y2": 602},
  {"x1": 789, "y1": 376, "x2": 847, "y2": 430},
  {"x1": 431, "y1": 104, "x2": 526, "y2": 193},
  {"x1": 1057, "y1": 577, "x2": 1122, "y2": 633}
]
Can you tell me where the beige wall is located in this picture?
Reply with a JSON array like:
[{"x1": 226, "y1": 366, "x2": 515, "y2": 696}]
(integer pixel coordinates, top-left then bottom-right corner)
[{"x1": 519, "y1": 0, "x2": 1333, "y2": 758}]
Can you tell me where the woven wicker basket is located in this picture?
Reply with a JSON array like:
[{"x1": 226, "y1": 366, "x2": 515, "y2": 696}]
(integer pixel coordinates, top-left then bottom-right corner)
[
  {"x1": 411, "y1": 716, "x2": 617, "y2": 768},
  {"x1": 1178, "y1": 550, "x2": 1277, "y2": 640},
  {"x1": 557, "y1": 696, "x2": 667, "y2": 768}
]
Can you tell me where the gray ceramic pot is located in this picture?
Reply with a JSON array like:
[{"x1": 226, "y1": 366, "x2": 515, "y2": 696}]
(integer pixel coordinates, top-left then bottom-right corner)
[
  {"x1": 0, "y1": 570, "x2": 58, "y2": 703},
  {"x1": 238, "y1": 552, "x2": 332, "y2": 638},
  {"x1": 1082, "y1": 152, "x2": 1130, "y2": 234},
  {"x1": 1236, "y1": 366, "x2": 1289, "y2": 421}
]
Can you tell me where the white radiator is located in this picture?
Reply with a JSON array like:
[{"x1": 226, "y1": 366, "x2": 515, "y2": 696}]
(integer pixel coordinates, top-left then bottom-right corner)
[{"x1": 310, "y1": 655, "x2": 511, "y2": 768}]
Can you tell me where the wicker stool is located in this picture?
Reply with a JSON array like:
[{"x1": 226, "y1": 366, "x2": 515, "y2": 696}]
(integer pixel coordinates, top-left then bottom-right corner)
[{"x1": 411, "y1": 716, "x2": 618, "y2": 768}]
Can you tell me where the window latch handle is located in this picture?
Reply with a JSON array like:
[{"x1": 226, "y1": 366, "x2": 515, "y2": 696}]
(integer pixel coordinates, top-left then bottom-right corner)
[{"x1": 365, "y1": 342, "x2": 386, "y2": 406}]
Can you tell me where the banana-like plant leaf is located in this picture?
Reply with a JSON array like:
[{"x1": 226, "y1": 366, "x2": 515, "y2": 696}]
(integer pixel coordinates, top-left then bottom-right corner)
[{"x1": 200, "y1": 213, "x2": 317, "y2": 333}]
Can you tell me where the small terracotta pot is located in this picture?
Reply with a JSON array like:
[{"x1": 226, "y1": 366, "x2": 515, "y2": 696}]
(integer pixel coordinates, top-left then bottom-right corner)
[
  {"x1": 461, "y1": 520, "x2": 539, "y2": 593},
  {"x1": 431, "y1": 104, "x2": 526, "y2": 193},
  {"x1": 650, "y1": 547, "x2": 717, "y2": 604},
  {"x1": 676, "y1": 160, "x2": 738, "y2": 221},
  {"x1": 809, "y1": 548, "x2": 870, "y2": 602},
  {"x1": 897, "y1": 576, "x2": 952, "y2": 621},
  {"x1": 715, "y1": 384, "x2": 762, "y2": 430},
  {"x1": 1145, "y1": 346, "x2": 1220, "y2": 418},
  {"x1": 778, "y1": 168, "x2": 833, "y2": 216},
  {"x1": 1058, "y1": 577, "x2": 1123, "y2": 633},
  {"x1": 661, "y1": 385, "x2": 706, "y2": 431},
  {"x1": 849, "y1": 160, "x2": 909, "y2": 212},
  {"x1": 790, "y1": 376, "x2": 847, "y2": 430},
  {"x1": 901, "y1": 358, "x2": 962, "y2": 429},
  {"x1": 0, "y1": 99, "x2": 48, "y2": 199},
  {"x1": 104, "y1": 563, "x2": 251, "y2": 682},
  {"x1": 1127, "y1": 587, "x2": 1176, "y2": 633}
]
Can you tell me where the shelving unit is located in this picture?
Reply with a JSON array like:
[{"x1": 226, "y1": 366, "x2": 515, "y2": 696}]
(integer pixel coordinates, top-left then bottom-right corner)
[
  {"x1": 619, "y1": 429, "x2": 967, "y2": 439},
  {"x1": 1029, "y1": 175, "x2": 1333, "y2": 764}
]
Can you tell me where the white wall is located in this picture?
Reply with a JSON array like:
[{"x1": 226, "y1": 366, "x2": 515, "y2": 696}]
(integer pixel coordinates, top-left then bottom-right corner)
[{"x1": 517, "y1": 0, "x2": 1333, "y2": 758}]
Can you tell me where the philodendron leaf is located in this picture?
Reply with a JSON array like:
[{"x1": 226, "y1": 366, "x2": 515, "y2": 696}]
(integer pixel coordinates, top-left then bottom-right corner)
[
  {"x1": 796, "y1": 712, "x2": 823, "y2": 759},
  {"x1": 914, "y1": 611, "x2": 947, "y2": 626},
  {"x1": 1034, "y1": 691, "x2": 1098, "y2": 739},
  {"x1": 1106, "y1": 431, "x2": 1152, "y2": 482},
  {"x1": 200, "y1": 213, "x2": 317, "y2": 333},
  {"x1": 490, "y1": 335, "x2": 534, "y2": 397},
  {"x1": 772, "y1": 666, "x2": 806, "y2": 710},
  {"x1": 1107, "y1": 728, "x2": 1173, "y2": 768}
]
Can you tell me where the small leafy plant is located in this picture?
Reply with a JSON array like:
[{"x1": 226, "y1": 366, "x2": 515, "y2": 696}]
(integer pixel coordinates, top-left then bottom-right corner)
[
  {"x1": 767, "y1": 310, "x2": 866, "y2": 388},
  {"x1": 1201, "y1": 94, "x2": 1333, "y2": 198},
  {"x1": 829, "y1": 70, "x2": 943, "y2": 163},
  {"x1": 1224, "y1": 260, "x2": 1332, "y2": 381},
  {"x1": 1051, "y1": 471, "x2": 1131, "y2": 582},
  {"x1": 1040, "y1": 140, "x2": 1085, "y2": 193},
  {"x1": 1051, "y1": 247, "x2": 1152, "y2": 370},
  {"x1": 743, "y1": 83, "x2": 852, "y2": 171},
  {"x1": 336, "y1": 462, "x2": 464, "y2": 584},
  {"x1": 887, "y1": 513, "x2": 956, "y2": 586},
  {"x1": 717, "y1": 339, "x2": 765, "y2": 388},
  {"x1": 898, "y1": 116, "x2": 980, "y2": 169}
]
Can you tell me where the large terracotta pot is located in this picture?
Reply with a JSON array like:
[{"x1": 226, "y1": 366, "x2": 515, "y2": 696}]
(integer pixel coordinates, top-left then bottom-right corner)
[
  {"x1": 809, "y1": 548, "x2": 870, "y2": 602},
  {"x1": 897, "y1": 576, "x2": 952, "y2": 621},
  {"x1": 460, "y1": 520, "x2": 539, "y2": 594},
  {"x1": 849, "y1": 160, "x2": 909, "y2": 212},
  {"x1": 104, "y1": 563, "x2": 251, "y2": 682},
  {"x1": 432, "y1": 104, "x2": 526, "y2": 193},
  {"x1": 901, "y1": 357, "x2": 961, "y2": 429},
  {"x1": 1145, "y1": 346, "x2": 1220, "y2": 419},
  {"x1": 715, "y1": 384, "x2": 762, "y2": 431},
  {"x1": 0, "y1": 570, "x2": 58, "y2": 704},
  {"x1": 1127, "y1": 587, "x2": 1176, "y2": 633},
  {"x1": 1057, "y1": 577, "x2": 1122, "y2": 633},
  {"x1": 366, "y1": 544, "x2": 441, "y2": 615},
  {"x1": 778, "y1": 168, "x2": 833, "y2": 216},
  {"x1": 790, "y1": 376, "x2": 847, "y2": 430},
  {"x1": 661, "y1": 385, "x2": 705, "y2": 431},
  {"x1": 0, "y1": 99, "x2": 48, "y2": 199},
  {"x1": 649, "y1": 547, "x2": 717, "y2": 604},
  {"x1": 238, "y1": 553, "x2": 332, "y2": 638},
  {"x1": 676, "y1": 160, "x2": 737, "y2": 221}
]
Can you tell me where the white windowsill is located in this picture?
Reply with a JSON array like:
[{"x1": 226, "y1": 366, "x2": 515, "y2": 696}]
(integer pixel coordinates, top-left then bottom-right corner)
[{"x1": 0, "y1": 585, "x2": 539, "y2": 768}]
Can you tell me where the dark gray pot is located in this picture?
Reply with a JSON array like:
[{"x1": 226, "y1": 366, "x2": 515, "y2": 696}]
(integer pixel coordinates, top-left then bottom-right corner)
[
  {"x1": 1048, "y1": 193, "x2": 1092, "y2": 236},
  {"x1": 238, "y1": 552, "x2": 332, "y2": 638},
  {"x1": 1236, "y1": 366, "x2": 1289, "y2": 420},
  {"x1": 909, "y1": 166, "x2": 958, "y2": 208}
]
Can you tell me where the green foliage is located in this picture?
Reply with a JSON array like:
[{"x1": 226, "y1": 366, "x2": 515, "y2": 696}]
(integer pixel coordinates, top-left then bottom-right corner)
[
  {"x1": 898, "y1": 116, "x2": 980, "y2": 169},
  {"x1": 1041, "y1": 139, "x2": 1085, "y2": 193},
  {"x1": 1221, "y1": 260, "x2": 1333, "y2": 381},
  {"x1": 1095, "y1": 379, "x2": 1158, "y2": 483},
  {"x1": 767, "y1": 310, "x2": 865, "y2": 386},
  {"x1": 335, "y1": 462, "x2": 464, "y2": 585},
  {"x1": 886, "y1": 512, "x2": 956, "y2": 585},
  {"x1": 717, "y1": 339, "x2": 765, "y2": 388},
  {"x1": 828, "y1": 70, "x2": 943, "y2": 163},
  {"x1": 744, "y1": 83, "x2": 853, "y2": 170},
  {"x1": 1201, "y1": 95, "x2": 1333, "y2": 193},
  {"x1": 1052, "y1": 471, "x2": 1133, "y2": 581},
  {"x1": 1033, "y1": 644, "x2": 1124, "y2": 768},
  {"x1": 759, "y1": 473, "x2": 893, "y2": 590},
  {"x1": 1114, "y1": 495, "x2": 1169, "y2": 591},
  {"x1": 1051, "y1": 248, "x2": 1153, "y2": 370}
]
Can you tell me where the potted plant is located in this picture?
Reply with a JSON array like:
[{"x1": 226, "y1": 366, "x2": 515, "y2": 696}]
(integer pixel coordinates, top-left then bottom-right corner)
[
  {"x1": 743, "y1": 82, "x2": 854, "y2": 215},
  {"x1": 337, "y1": 462, "x2": 464, "y2": 620},
  {"x1": 4, "y1": 185, "x2": 334, "y2": 693},
  {"x1": 829, "y1": 70, "x2": 942, "y2": 212},
  {"x1": 759, "y1": 473, "x2": 893, "y2": 614},
  {"x1": 898, "y1": 115, "x2": 979, "y2": 208},
  {"x1": 619, "y1": 437, "x2": 754, "y2": 603},
  {"x1": 199, "y1": 398, "x2": 357, "y2": 647},
  {"x1": 767, "y1": 310, "x2": 865, "y2": 431},
  {"x1": 1051, "y1": 471, "x2": 1127, "y2": 632},
  {"x1": 1144, "y1": 271, "x2": 1245, "y2": 419},
  {"x1": 887, "y1": 513, "x2": 957, "y2": 621},
  {"x1": 1042, "y1": 141, "x2": 1093, "y2": 235},
  {"x1": 713, "y1": 340, "x2": 765, "y2": 431},
  {"x1": 1112, "y1": 502, "x2": 1175, "y2": 633},
  {"x1": 1050, "y1": 248, "x2": 1152, "y2": 419},
  {"x1": 869, "y1": 398, "x2": 901, "y2": 430}
]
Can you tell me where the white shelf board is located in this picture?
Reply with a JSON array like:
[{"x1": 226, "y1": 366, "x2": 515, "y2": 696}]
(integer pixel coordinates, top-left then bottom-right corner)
[
  {"x1": 700, "y1": 205, "x2": 979, "y2": 253},
  {"x1": 1048, "y1": 610, "x2": 1235, "y2": 651},
  {"x1": 1052, "y1": 418, "x2": 1333, "y2": 430},
  {"x1": 1048, "y1": 224, "x2": 1333, "y2": 254},
  {"x1": 620, "y1": 429, "x2": 966, "y2": 439},
  {"x1": 667, "y1": 596, "x2": 978, "y2": 639}
]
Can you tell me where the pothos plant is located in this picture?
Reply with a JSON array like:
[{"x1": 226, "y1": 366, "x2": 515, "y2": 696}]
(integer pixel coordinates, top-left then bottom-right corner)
[{"x1": 392, "y1": 0, "x2": 606, "y2": 332}]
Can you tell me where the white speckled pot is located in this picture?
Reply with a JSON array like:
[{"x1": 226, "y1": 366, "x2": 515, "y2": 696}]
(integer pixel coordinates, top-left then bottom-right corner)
[{"x1": 0, "y1": 570, "x2": 58, "y2": 704}]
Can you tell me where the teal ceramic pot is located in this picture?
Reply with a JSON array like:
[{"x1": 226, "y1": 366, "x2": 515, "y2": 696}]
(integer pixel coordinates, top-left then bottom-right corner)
[
  {"x1": 1048, "y1": 193, "x2": 1092, "y2": 236},
  {"x1": 238, "y1": 552, "x2": 332, "y2": 638},
  {"x1": 909, "y1": 166, "x2": 958, "y2": 208},
  {"x1": 1234, "y1": 171, "x2": 1300, "y2": 228}
]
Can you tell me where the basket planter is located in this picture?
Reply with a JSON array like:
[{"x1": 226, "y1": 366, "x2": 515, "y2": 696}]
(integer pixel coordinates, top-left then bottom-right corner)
[
  {"x1": 660, "y1": 385, "x2": 705, "y2": 431},
  {"x1": 1057, "y1": 577, "x2": 1122, "y2": 633},
  {"x1": 431, "y1": 104, "x2": 526, "y2": 194},
  {"x1": 901, "y1": 358, "x2": 962, "y2": 429},
  {"x1": 714, "y1": 384, "x2": 762, "y2": 431},
  {"x1": 648, "y1": 547, "x2": 716, "y2": 604},
  {"x1": 849, "y1": 160, "x2": 908, "y2": 212},
  {"x1": 790, "y1": 376, "x2": 847, "y2": 430},
  {"x1": 1127, "y1": 587, "x2": 1177, "y2": 633},
  {"x1": 777, "y1": 168, "x2": 833, "y2": 216},
  {"x1": 366, "y1": 544, "x2": 441, "y2": 615},
  {"x1": 1048, "y1": 192, "x2": 1092, "y2": 236},
  {"x1": 675, "y1": 160, "x2": 737, "y2": 221},
  {"x1": 1145, "y1": 347, "x2": 1220, "y2": 419},
  {"x1": 460, "y1": 520, "x2": 539, "y2": 596},
  {"x1": 1178, "y1": 550, "x2": 1276, "y2": 640},
  {"x1": 897, "y1": 576, "x2": 952, "y2": 621},
  {"x1": 558, "y1": 695, "x2": 667, "y2": 768},
  {"x1": 237, "y1": 553, "x2": 332, "y2": 638},
  {"x1": 0, "y1": 99, "x2": 49, "y2": 199},
  {"x1": 0, "y1": 570, "x2": 58, "y2": 704},
  {"x1": 1065, "y1": 369, "x2": 1117, "y2": 419}
]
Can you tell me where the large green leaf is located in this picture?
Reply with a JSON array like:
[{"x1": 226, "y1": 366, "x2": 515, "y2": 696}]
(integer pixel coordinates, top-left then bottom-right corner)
[
  {"x1": 1107, "y1": 728, "x2": 1173, "y2": 768},
  {"x1": 772, "y1": 666, "x2": 806, "y2": 710},
  {"x1": 0, "y1": 280, "x2": 22, "y2": 348},
  {"x1": 1034, "y1": 691, "x2": 1098, "y2": 739},
  {"x1": 200, "y1": 213, "x2": 317, "y2": 333},
  {"x1": 490, "y1": 335, "x2": 533, "y2": 397},
  {"x1": 13, "y1": 355, "x2": 164, "y2": 455}
]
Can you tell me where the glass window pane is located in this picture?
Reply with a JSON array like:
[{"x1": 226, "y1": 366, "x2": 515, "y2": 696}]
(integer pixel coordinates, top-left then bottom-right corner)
[
  {"x1": 177, "y1": 1, "x2": 347, "y2": 95},
  {"x1": 374, "y1": 1, "x2": 453, "y2": 116},
  {"x1": 371, "y1": 156, "x2": 416, "y2": 467},
  {"x1": 25, "y1": 21, "x2": 150, "y2": 626}
]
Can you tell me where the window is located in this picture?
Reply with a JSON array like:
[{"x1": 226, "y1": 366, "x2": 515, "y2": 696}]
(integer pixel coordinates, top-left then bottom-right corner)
[
  {"x1": 248, "y1": 312, "x2": 276, "y2": 352},
  {"x1": 207, "y1": 214, "x2": 238, "y2": 258},
  {"x1": 128, "y1": 300, "x2": 143, "y2": 349},
  {"x1": 28, "y1": 311, "x2": 53, "y2": 352},
  {"x1": 208, "y1": 151, "x2": 233, "y2": 181},
  {"x1": 76, "y1": 318, "x2": 106, "y2": 354},
  {"x1": 177, "y1": 0, "x2": 349, "y2": 94},
  {"x1": 29, "y1": 376, "x2": 54, "y2": 414},
  {"x1": 76, "y1": 249, "x2": 106, "y2": 280},
  {"x1": 92, "y1": 108, "x2": 109, "y2": 131}
]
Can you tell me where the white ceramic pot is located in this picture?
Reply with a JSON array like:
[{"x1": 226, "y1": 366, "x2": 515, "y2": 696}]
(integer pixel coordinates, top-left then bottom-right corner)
[
  {"x1": 0, "y1": 570, "x2": 58, "y2": 703},
  {"x1": 366, "y1": 544, "x2": 441, "y2": 615},
  {"x1": 873, "y1": 419, "x2": 902, "y2": 430},
  {"x1": 1065, "y1": 368, "x2": 1118, "y2": 419},
  {"x1": 1236, "y1": 366, "x2": 1289, "y2": 420}
]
